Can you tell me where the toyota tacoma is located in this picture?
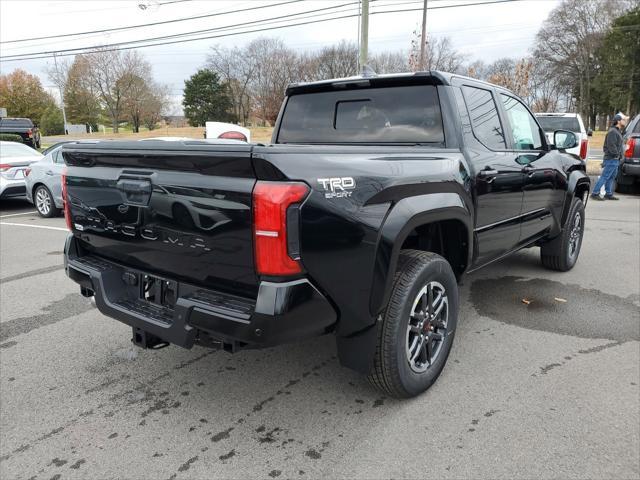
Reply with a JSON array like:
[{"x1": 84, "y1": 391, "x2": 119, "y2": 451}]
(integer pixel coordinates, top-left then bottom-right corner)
[{"x1": 62, "y1": 72, "x2": 590, "y2": 398}]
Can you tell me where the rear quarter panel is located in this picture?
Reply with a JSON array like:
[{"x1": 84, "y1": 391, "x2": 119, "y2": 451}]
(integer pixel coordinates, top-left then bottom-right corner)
[{"x1": 254, "y1": 145, "x2": 472, "y2": 337}]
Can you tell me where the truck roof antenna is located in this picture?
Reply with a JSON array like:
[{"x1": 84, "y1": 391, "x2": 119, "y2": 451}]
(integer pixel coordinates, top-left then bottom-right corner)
[{"x1": 360, "y1": 65, "x2": 377, "y2": 78}]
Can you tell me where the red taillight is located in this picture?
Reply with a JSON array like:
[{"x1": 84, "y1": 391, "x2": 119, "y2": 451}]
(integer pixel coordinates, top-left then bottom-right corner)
[
  {"x1": 26, "y1": 128, "x2": 33, "y2": 137},
  {"x1": 0, "y1": 164, "x2": 10, "y2": 172},
  {"x1": 625, "y1": 138, "x2": 636, "y2": 158},
  {"x1": 218, "y1": 131, "x2": 247, "y2": 142},
  {"x1": 61, "y1": 171, "x2": 73, "y2": 231},
  {"x1": 579, "y1": 139, "x2": 588, "y2": 160},
  {"x1": 24, "y1": 167, "x2": 31, "y2": 177},
  {"x1": 253, "y1": 181, "x2": 309, "y2": 276}
]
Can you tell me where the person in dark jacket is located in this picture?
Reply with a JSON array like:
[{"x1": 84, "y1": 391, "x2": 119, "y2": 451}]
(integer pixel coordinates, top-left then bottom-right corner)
[{"x1": 591, "y1": 112, "x2": 629, "y2": 200}]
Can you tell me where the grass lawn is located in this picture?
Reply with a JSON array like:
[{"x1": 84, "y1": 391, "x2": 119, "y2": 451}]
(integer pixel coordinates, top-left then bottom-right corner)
[{"x1": 589, "y1": 130, "x2": 605, "y2": 149}]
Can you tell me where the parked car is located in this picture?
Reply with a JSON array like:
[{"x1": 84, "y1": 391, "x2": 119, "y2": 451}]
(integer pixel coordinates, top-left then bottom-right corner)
[
  {"x1": 535, "y1": 112, "x2": 590, "y2": 160},
  {"x1": 25, "y1": 142, "x2": 71, "y2": 216},
  {"x1": 0, "y1": 141, "x2": 43, "y2": 200},
  {"x1": 41, "y1": 140, "x2": 75, "y2": 156},
  {"x1": 616, "y1": 113, "x2": 640, "y2": 193},
  {"x1": 0, "y1": 117, "x2": 41, "y2": 148},
  {"x1": 62, "y1": 71, "x2": 590, "y2": 398},
  {"x1": 205, "y1": 122, "x2": 250, "y2": 142}
]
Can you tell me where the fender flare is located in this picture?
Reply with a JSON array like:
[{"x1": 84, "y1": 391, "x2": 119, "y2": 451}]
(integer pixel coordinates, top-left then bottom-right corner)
[
  {"x1": 368, "y1": 192, "x2": 473, "y2": 316},
  {"x1": 562, "y1": 170, "x2": 591, "y2": 226}
]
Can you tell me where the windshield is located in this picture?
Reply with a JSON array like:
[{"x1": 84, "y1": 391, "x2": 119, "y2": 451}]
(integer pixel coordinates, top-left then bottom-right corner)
[
  {"x1": 536, "y1": 116, "x2": 580, "y2": 133},
  {"x1": 277, "y1": 85, "x2": 444, "y2": 145},
  {"x1": 0, "y1": 118, "x2": 32, "y2": 128},
  {"x1": 0, "y1": 143, "x2": 39, "y2": 157}
]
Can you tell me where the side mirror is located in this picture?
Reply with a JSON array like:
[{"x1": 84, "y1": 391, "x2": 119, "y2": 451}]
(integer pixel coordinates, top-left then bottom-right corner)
[
  {"x1": 554, "y1": 130, "x2": 578, "y2": 149},
  {"x1": 587, "y1": 129, "x2": 593, "y2": 137}
]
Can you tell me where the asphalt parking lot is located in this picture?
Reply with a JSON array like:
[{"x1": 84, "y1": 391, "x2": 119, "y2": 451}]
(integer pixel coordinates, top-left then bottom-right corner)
[{"x1": 1, "y1": 195, "x2": 639, "y2": 480}]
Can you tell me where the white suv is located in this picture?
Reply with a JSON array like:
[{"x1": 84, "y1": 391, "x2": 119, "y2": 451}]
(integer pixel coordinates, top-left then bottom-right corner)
[{"x1": 535, "y1": 113, "x2": 591, "y2": 160}]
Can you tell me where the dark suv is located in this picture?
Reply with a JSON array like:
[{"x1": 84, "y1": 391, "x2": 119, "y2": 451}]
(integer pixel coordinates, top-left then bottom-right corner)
[
  {"x1": 0, "y1": 117, "x2": 41, "y2": 148},
  {"x1": 616, "y1": 114, "x2": 640, "y2": 193}
]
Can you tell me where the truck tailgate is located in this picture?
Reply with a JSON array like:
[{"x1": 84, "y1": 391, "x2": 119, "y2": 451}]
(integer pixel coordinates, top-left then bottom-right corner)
[{"x1": 62, "y1": 141, "x2": 258, "y2": 296}]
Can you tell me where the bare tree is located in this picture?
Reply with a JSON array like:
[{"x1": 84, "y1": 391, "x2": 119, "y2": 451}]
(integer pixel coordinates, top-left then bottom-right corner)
[
  {"x1": 307, "y1": 41, "x2": 358, "y2": 80},
  {"x1": 245, "y1": 38, "x2": 301, "y2": 125},
  {"x1": 369, "y1": 51, "x2": 408, "y2": 74},
  {"x1": 533, "y1": 0, "x2": 636, "y2": 126},
  {"x1": 486, "y1": 58, "x2": 533, "y2": 100},
  {"x1": 84, "y1": 49, "x2": 151, "y2": 132},
  {"x1": 143, "y1": 84, "x2": 169, "y2": 130},
  {"x1": 63, "y1": 55, "x2": 101, "y2": 126},
  {"x1": 409, "y1": 33, "x2": 467, "y2": 73},
  {"x1": 207, "y1": 45, "x2": 256, "y2": 124}
]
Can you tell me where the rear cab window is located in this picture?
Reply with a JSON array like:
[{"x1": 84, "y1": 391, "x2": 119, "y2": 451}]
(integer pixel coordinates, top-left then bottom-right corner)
[
  {"x1": 0, "y1": 119, "x2": 33, "y2": 128},
  {"x1": 536, "y1": 116, "x2": 581, "y2": 133},
  {"x1": 277, "y1": 85, "x2": 444, "y2": 145},
  {"x1": 461, "y1": 85, "x2": 506, "y2": 150}
]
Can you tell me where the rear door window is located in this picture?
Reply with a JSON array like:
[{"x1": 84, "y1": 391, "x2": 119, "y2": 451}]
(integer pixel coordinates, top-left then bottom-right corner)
[
  {"x1": 277, "y1": 85, "x2": 444, "y2": 144},
  {"x1": 461, "y1": 86, "x2": 506, "y2": 150}
]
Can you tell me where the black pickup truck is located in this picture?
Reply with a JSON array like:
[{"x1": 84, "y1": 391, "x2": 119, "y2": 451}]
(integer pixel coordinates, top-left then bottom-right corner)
[
  {"x1": 62, "y1": 72, "x2": 590, "y2": 398},
  {"x1": 0, "y1": 117, "x2": 41, "y2": 148}
]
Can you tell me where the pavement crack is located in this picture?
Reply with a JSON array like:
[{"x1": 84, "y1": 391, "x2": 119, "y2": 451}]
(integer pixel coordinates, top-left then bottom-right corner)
[
  {"x1": 577, "y1": 341, "x2": 623, "y2": 354},
  {"x1": 0, "y1": 294, "x2": 94, "y2": 343},
  {"x1": 0, "y1": 265, "x2": 64, "y2": 284}
]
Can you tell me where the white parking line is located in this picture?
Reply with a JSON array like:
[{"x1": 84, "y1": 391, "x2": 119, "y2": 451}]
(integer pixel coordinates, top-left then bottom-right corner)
[
  {"x1": 0, "y1": 222, "x2": 68, "y2": 232},
  {"x1": 0, "y1": 211, "x2": 37, "y2": 218}
]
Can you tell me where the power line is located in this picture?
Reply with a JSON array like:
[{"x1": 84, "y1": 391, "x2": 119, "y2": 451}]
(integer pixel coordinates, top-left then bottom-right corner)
[
  {"x1": 0, "y1": 0, "x2": 525, "y2": 62},
  {"x1": 0, "y1": 0, "x2": 304, "y2": 44},
  {"x1": 0, "y1": 1, "x2": 360, "y2": 59}
]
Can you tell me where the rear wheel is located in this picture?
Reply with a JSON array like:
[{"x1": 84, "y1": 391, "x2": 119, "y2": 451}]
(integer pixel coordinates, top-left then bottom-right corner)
[
  {"x1": 540, "y1": 197, "x2": 585, "y2": 271},
  {"x1": 367, "y1": 250, "x2": 458, "y2": 398},
  {"x1": 34, "y1": 185, "x2": 60, "y2": 218},
  {"x1": 615, "y1": 169, "x2": 636, "y2": 193}
]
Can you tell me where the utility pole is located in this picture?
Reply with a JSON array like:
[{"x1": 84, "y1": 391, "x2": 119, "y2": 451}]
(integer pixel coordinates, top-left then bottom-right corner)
[
  {"x1": 419, "y1": 0, "x2": 428, "y2": 71},
  {"x1": 359, "y1": 0, "x2": 369, "y2": 73},
  {"x1": 356, "y1": 0, "x2": 361, "y2": 71},
  {"x1": 53, "y1": 53, "x2": 68, "y2": 135}
]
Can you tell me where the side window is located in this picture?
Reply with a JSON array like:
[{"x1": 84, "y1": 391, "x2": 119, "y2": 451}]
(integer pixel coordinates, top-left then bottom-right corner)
[
  {"x1": 500, "y1": 94, "x2": 543, "y2": 150},
  {"x1": 461, "y1": 85, "x2": 505, "y2": 150},
  {"x1": 633, "y1": 118, "x2": 640, "y2": 134},
  {"x1": 53, "y1": 149, "x2": 63, "y2": 164}
]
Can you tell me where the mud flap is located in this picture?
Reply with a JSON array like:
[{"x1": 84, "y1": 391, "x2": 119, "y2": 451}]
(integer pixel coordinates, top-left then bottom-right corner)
[{"x1": 336, "y1": 322, "x2": 379, "y2": 374}]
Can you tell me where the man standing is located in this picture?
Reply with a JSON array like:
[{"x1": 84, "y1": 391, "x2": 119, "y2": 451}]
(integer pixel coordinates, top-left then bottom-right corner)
[{"x1": 591, "y1": 112, "x2": 629, "y2": 200}]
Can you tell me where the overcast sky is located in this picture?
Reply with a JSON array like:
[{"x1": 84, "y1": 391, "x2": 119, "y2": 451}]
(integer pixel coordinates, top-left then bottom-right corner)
[{"x1": 0, "y1": 0, "x2": 559, "y2": 114}]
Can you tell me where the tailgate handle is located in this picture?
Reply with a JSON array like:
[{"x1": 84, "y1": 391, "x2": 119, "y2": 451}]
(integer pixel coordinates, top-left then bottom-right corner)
[{"x1": 116, "y1": 178, "x2": 152, "y2": 206}]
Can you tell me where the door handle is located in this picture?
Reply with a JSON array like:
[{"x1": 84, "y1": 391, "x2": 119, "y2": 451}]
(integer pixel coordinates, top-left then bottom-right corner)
[
  {"x1": 45, "y1": 170, "x2": 54, "y2": 175},
  {"x1": 478, "y1": 169, "x2": 498, "y2": 178}
]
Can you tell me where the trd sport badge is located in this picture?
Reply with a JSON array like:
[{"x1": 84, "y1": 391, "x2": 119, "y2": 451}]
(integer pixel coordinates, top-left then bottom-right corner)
[{"x1": 317, "y1": 177, "x2": 356, "y2": 199}]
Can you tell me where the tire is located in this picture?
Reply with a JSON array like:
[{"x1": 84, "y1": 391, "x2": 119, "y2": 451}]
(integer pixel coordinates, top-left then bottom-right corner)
[
  {"x1": 616, "y1": 183, "x2": 633, "y2": 194},
  {"x1": 367, "y1": 250, "x2": 459, "y2": 398},
  {"x1": 34, "y1": 185, "x2": 60, "y2": 218},
  {"x1": 615, "y1": 169, "x2": 634, "y2": 193},
  {"x1": 540, "y1": 197, "x2": 585, "y2": 271}
]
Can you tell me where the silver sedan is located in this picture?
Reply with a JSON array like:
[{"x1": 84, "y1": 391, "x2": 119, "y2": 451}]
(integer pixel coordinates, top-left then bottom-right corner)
[{"x1": 25, "y1": 142, "x2": 69, "y2": 217}]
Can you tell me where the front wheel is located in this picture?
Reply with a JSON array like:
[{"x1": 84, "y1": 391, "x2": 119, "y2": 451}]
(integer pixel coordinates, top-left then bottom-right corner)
[
  {"x1": 540, "y1": 197, "x2": 585, "y2": 271},
  {"x1": 367, "y1": 250, "x2": 458, "y2": 398}
]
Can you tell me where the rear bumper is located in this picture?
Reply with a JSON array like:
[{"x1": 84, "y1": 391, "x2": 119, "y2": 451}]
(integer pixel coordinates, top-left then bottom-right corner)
[
  {"x1": 64, "y1": 235, "x2": 337, "y2": 349},
  {"x1": 0, "y1": 178, "x2": 27, "y2": 199},
  {"x1": 621, "y1": 161, "x2": 640, "y2": 177}
]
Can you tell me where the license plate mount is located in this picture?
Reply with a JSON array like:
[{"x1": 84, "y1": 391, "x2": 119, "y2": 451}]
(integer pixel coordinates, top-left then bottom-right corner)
[{"x1": 140, "y1": 274, "x2": 177, "y2": 308}]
